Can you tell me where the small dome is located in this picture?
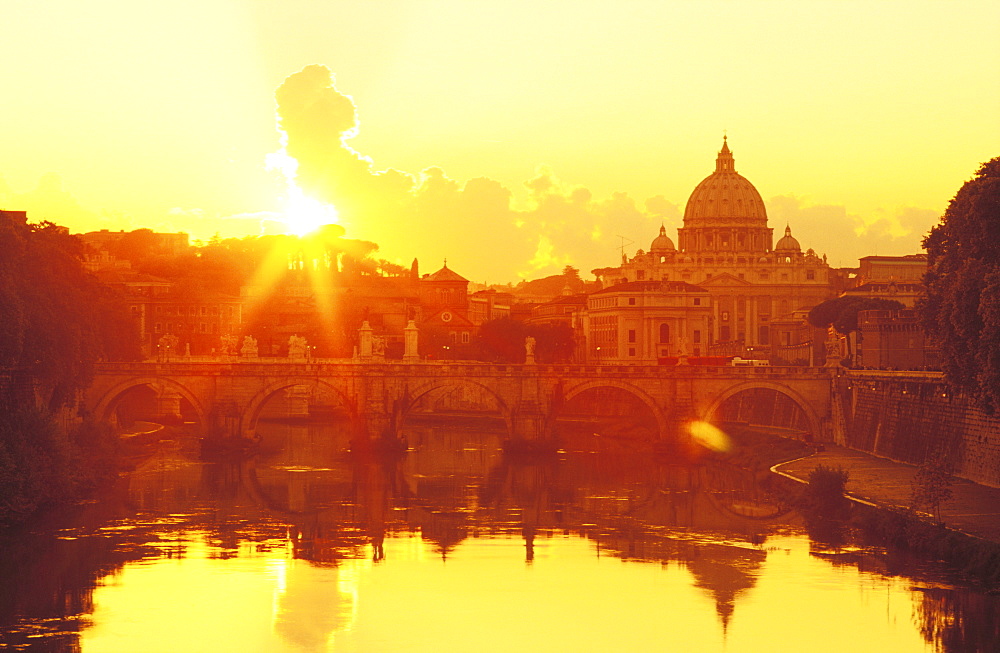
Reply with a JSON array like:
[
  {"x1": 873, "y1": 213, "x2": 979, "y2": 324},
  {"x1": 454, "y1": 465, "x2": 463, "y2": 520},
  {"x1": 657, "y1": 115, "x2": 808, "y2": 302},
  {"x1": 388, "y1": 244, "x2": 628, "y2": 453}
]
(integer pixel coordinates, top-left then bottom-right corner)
[
  {"x1": 774, "y1": 225, "x2": 801, "y2": 252},
  {"x1": 650, "y1": 225, "x2": 676, "y2": 252}
]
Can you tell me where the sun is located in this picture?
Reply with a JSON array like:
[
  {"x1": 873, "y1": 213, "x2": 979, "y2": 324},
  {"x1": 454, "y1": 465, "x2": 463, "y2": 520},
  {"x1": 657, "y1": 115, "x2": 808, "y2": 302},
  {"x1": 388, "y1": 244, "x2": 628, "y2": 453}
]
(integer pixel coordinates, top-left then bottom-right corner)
[{"x1": 284, "y1": 185, "x2": 339, "y2": 237}]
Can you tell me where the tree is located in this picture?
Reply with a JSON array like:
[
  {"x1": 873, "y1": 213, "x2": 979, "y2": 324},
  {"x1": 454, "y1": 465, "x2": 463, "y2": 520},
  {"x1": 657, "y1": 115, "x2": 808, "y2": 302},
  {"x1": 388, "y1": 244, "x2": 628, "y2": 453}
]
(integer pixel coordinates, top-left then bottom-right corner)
[
  {"x1": 921, "y1": 157, "x2": 1000, "y2": 411},
  {"x1": 473, "y1": 318, "x2": 576, "y2": 363},
  {"x1": 910, "y1": 455, "x2": 954, "y2": 522},
  {"x1": 0, "y1": 215, "x2": 141, "y2": 409}
]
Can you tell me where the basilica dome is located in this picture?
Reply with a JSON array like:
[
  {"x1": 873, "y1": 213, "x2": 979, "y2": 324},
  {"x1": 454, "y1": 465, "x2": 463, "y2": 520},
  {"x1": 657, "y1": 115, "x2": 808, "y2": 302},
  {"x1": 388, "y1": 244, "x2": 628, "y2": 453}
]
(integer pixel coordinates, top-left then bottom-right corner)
[
  {"x1": 774, "y1": 225, "x2": 801, "y2": 252},
  {"x1": 650, "y1": 225, "x2": 676, "y2": 252},
  {"x1": 683, "y1": 137, "x2": 767, "y2": 226}
]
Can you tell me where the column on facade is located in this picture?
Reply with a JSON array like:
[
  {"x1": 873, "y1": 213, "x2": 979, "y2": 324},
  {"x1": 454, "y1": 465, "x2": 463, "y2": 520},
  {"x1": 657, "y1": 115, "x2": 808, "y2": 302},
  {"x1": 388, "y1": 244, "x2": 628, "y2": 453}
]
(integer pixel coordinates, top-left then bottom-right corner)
[{"x1": 712, "y1": 296, "x2": 720, "y2": 347}]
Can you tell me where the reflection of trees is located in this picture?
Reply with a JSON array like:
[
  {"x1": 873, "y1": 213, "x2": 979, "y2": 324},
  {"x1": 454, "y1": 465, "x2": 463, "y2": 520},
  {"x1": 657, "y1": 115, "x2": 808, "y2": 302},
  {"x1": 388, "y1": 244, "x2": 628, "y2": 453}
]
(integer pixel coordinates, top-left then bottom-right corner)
[
  {"x1": 8, "y1": 419, "x2": 1000, "y2": 649},
  {"x1": 916, "y1": 587, "x2": 1000, "y2": 653}
]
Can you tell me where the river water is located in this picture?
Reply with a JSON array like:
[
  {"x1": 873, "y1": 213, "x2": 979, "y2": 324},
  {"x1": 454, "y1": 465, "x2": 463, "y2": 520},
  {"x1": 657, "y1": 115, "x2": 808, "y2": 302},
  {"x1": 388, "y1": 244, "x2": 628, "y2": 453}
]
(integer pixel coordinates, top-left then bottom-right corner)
[{"x1": 1, "y1": 420, "x2": 997, "y2": 652}]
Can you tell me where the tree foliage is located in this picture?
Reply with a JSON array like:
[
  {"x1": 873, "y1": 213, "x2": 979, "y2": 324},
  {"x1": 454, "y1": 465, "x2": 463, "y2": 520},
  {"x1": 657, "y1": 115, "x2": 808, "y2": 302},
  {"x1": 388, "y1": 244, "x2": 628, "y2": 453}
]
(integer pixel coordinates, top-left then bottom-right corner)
[
  {"x1": 474, "y1": 318, "x2": 575, "y2": 363},
  {"x1": 807, "y1": 295, "x2": 905, "y2": 335},
  {"x1": 0, "y1": 215, "x2": 141, "y2": 408},
  {"x1": 921, "y1": 157, "x2": 1000, "y2": 411}
]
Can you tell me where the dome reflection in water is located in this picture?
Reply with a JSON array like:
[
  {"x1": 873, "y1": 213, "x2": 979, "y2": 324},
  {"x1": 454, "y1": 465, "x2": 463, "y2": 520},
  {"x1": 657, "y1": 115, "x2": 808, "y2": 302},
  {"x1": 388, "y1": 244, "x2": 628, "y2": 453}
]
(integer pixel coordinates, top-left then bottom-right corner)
[{"x1": 0, "y1": 416, "x2": 997, "y2": 653}]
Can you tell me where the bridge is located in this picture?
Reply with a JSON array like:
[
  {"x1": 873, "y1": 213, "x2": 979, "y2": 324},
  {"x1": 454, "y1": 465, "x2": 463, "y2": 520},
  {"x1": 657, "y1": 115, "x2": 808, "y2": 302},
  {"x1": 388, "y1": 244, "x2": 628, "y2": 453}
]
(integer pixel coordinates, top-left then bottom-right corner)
[{"x1": 85, "y1": 360, "x2": 835, "y2": 443}]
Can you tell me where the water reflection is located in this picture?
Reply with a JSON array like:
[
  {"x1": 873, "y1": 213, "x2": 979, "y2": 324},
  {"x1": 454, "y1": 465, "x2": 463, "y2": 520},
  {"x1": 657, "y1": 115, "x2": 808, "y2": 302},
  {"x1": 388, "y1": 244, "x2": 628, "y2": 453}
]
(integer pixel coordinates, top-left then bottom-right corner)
[{"x1": 0, "y1": 419, "x2": 997, "y2": 652}]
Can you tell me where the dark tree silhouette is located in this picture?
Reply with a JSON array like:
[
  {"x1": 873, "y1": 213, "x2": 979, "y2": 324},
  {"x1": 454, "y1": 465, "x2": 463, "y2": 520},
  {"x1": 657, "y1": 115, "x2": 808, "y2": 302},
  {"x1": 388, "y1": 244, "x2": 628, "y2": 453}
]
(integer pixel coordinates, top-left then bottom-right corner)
[
  {"x1": 921, "y1": 157, "x2": 1000, "y2": 411},
  {"x1": 0, "y1": 216, "x2": 142, "y2": 409}
]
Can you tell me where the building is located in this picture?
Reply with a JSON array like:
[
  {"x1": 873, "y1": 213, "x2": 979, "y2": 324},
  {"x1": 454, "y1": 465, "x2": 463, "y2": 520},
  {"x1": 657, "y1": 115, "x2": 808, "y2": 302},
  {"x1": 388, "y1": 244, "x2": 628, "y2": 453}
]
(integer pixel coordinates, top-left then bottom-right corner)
[
  {"x1": 468, "y1": 289, "x2": 513, "y2": 326},
  {"x1": 592, "y1": 138, "x2": 838, "y2": 351},
  {"x1": 843, "y1": 254, "x2": 927, "y2": 308},
  {"x1": 857, "y1": 309, "x2": 939, "y2": 370},
  {"x1": 585, "y1": 280, "x2": 712, "y2": 364}
]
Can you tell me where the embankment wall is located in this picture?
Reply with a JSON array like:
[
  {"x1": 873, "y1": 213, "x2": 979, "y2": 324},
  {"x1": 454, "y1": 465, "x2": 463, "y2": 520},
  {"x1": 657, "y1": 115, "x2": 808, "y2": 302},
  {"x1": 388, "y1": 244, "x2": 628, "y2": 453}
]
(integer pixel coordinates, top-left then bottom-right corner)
[{"x1": 837, "y1": 373, "x2": 1000, "y2": 487}]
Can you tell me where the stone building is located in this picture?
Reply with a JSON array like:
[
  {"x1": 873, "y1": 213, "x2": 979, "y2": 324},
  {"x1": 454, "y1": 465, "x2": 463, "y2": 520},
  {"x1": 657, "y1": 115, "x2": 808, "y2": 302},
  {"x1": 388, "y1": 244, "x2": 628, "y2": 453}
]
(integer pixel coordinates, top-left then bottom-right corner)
[
  {"x1": 585, "y1": 280, "x2": 712, "y2": 364},
  {"x1": 592, "y1": 138, "x2": 838, "y2": 352}
]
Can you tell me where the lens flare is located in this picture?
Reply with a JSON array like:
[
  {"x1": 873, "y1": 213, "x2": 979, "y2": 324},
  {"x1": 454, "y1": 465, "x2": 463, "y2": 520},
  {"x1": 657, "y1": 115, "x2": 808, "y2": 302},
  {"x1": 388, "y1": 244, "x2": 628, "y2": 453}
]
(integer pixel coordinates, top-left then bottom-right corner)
[{"x1": 687, "y1": 420, "x2": 732, "y2": 453}]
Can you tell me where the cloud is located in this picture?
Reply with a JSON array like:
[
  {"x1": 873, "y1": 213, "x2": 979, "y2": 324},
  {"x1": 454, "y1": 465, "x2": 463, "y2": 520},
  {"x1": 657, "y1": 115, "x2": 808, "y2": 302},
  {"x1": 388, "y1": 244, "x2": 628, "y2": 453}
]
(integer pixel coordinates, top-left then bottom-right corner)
[
  {"x1": 766, "y1": 194, "x2": 937, "y2": 266},
  {"x1": 273, "y1": 65, "x2": 684, "y2": 282},
  {"x1": 12, "y1": 173, "x2": 101, "y2": 231},
  {"x1": 275, "y1": 64, "x2": 939, "y2": 281}
]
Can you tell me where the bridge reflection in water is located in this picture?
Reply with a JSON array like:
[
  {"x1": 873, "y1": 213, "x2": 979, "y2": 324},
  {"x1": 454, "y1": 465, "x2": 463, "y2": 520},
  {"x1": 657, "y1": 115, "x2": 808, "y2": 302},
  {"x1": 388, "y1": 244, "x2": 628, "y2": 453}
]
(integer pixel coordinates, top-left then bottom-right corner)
[{"x1": 2, "y1": 416, "x2": 997, "y2": 652}]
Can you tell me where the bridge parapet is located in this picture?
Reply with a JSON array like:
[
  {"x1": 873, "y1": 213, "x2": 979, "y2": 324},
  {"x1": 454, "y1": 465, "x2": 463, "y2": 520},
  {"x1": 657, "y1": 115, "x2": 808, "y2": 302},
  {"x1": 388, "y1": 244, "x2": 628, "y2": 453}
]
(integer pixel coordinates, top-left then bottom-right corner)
[{"x1": 88, "y1": 361, "x2": 836, "y2": 443}]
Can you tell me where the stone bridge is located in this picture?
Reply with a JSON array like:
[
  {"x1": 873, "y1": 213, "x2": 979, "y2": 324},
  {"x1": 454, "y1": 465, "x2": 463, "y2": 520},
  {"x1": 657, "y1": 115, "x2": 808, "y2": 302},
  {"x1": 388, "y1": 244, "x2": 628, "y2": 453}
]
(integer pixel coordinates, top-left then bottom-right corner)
[{"x1": 85, "y1": 360, "x2": 835, "y2": 442}]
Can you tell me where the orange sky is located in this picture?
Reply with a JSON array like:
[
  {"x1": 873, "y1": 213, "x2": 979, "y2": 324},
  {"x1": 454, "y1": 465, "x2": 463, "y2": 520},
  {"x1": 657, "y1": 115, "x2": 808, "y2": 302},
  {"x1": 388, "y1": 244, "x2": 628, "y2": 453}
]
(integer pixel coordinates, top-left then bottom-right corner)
[{"x1": 3, "y1": 1, "x2": 998, "y2": 281}]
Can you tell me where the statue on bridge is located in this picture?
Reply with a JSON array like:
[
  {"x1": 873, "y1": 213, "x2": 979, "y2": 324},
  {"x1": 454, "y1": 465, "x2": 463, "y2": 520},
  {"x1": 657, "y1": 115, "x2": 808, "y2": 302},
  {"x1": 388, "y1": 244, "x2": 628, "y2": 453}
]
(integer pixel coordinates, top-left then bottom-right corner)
[
  {"x1": 824, "y1": 327, "x2": 842, "y2": 367},
  {"x1": 157, "y1": 333, "x2": 179, "y2": 362},
  {"x1": 372, "y1": 335, "x2": 387, "y2": 358},
  {"x1": 240, "y1": 335, "x2": 259, "y2": 359},
  {"x1": 219, "y1": 333, "x2": 238, "y2": 358},
  {"x1": 288, "y1": 334, "x2": 309, "y2": 361},
  {"x1": 524, "y1": 336, "x2": 536, "y2": 364}
]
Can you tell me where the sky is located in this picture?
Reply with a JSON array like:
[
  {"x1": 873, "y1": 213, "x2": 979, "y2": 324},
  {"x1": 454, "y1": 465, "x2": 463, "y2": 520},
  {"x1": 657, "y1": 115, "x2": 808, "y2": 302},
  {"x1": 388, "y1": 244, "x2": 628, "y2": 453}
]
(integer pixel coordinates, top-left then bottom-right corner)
[{"x1": 3, "y1": 1, "x2": 998, "y2": 282}]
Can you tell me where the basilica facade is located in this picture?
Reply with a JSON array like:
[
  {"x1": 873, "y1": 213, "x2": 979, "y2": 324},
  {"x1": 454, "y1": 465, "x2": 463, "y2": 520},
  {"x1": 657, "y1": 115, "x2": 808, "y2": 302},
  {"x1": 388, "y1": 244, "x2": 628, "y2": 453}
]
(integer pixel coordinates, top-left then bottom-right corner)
[{"x1": 590, "y1": 138, "x2": 838, "y2": 359}]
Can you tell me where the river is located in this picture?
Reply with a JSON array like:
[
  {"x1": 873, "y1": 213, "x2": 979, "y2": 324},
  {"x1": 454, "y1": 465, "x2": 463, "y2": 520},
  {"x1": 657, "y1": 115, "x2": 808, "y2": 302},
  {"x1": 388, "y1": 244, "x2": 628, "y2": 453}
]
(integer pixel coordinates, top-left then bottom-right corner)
[{"x1": 1, "y1": 420, "x2": 997, "y2": 652}]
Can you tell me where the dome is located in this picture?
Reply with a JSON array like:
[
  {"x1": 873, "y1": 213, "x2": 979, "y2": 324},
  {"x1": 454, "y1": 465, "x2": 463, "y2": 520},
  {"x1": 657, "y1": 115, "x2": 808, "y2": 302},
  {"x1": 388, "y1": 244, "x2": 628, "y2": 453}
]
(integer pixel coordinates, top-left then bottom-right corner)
[
  {"x1": 650, "y1": 225, "x2": 676, "y2": 252},
  {"x1": 683, "y1": 137, "x2": 767, "y2": 226},
  {"x1": 774, "y1": 225, "x2": 801, "y2": 252}
]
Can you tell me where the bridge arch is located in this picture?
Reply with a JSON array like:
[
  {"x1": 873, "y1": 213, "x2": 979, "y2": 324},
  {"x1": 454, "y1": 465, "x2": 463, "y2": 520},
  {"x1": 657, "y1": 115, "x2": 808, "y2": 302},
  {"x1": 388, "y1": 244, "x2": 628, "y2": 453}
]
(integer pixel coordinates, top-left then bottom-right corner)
[
  {"x1": 701, "y1": 380, "x2": 823, "y2": 441},
  {"x1": 402, "y1": 378, "x2": 511, "y2": 421},
  {"x1": 241, "y1": 378, "x2": 353, "y2": 438},
  {"x1": 560, "y1": 379, "x2": 669, "y2": 439},
  {"x1": 92, "y1": 376, "x2": 208, "y2": 429}
]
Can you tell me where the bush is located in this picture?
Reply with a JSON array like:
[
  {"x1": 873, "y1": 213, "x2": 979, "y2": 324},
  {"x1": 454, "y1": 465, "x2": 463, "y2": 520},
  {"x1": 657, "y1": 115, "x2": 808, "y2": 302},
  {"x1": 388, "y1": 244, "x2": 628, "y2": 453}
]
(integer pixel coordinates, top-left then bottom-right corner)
[{"x1": 802, "y1": 464, "x2": 850, "y2": 519}]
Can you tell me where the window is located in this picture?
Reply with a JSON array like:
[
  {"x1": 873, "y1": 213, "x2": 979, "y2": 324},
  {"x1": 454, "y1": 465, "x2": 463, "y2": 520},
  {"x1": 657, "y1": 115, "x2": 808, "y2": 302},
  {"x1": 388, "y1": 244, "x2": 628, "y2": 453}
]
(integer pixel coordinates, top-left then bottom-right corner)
[
  {"x1": 200, "y1": 323, "x2": 207, "y2": 333},
  {"x1": 659, "y1": 323, "x2": 670, "y2": 343},
  {"x1": 155, "y1": 323, "x2": 162, "y2": 333},
  {"x1": 721, "y1": 326, "x2": 731, "y2": 341},
  {"x1": 636, "y1": 270, "x2": 646, "y2": 280},
  {"x1": 694, "y1": 297, "x2": 701, "y2": 305},
  {"x1": 722, "y1": 311, "x2": 730, "y2": 321},
  {"x1": 693, "y1": 330, "x2": 701, "y2": 344},
  {"x1": 759, "y1": 272, "x2": 769, "y2": 280},
  {"x1": 806, "y1": 270, "x2": 815, "y2": 280},
  {"x1": 758, "y1": 325, "x2": 770, "y2": 345},
  {"x1": 628, "y1": 347, "x2": 636, "y2": 357},
  {"x1": 781, "y1": 273, "x2": 789, "y2": 281},
  {"x1": 628, "y1": 329, "x2": 636, "y2": 343},
  {"x1": 628, "y1": 297, "x2": 636, "y2": 305},
  {"x1": 461, "y1": 331, "x2": 470, "y2": 344}
]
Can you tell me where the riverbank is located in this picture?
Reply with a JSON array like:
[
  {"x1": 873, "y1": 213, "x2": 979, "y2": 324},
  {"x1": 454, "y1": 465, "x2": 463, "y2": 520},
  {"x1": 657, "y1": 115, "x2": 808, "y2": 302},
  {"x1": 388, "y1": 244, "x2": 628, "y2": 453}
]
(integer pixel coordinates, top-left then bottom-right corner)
[
  {"x1": 773, "y1": 445, "x2": 1000, "y2": 544},
  {"x1": 773, "y1": 444, "x2": 1000, "y2": 587}
]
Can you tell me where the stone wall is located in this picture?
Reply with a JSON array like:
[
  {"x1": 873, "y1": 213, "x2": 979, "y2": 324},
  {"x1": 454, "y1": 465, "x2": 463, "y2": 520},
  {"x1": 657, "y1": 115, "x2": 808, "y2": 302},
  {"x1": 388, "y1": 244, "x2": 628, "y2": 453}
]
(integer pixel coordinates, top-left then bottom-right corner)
[{"x1": 839, "y1": 372, "x2": 1000, "y2": 487}]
